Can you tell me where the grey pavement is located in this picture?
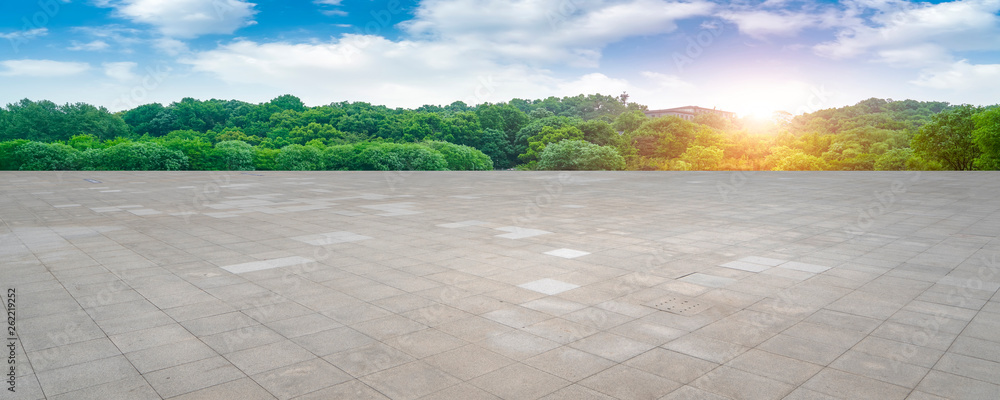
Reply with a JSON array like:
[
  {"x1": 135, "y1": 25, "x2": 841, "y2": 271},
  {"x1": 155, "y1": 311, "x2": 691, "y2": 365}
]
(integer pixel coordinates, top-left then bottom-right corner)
[{"x1": 2, "y1": 171, "x2": 999, "y2": 399}]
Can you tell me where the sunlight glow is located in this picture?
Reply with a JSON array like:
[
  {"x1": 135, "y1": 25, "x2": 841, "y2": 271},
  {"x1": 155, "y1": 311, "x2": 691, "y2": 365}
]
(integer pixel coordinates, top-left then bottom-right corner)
[{"x1": 721, "y1": 81, "x2": 814, "y2": 120}]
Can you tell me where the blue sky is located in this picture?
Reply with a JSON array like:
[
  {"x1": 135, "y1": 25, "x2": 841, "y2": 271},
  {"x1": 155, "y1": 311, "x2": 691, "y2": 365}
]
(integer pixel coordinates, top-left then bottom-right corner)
[{"x1": 1, "y1": 0, "x2": 998, "y2": 117}]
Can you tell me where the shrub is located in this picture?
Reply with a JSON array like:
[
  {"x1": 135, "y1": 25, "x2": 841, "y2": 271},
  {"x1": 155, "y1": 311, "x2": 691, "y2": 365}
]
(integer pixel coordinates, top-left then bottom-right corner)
[
  {"x1": 85, "y1": 141, "x2": 188, "y2": 170},
  {"x1": 0, "y1": 139, "x2": 30, "y2": 170},
  {"x1": 276, "y1": 144, "x2": 324, "y2": 170},
  {"x1": 14, "y1": 141, "x2": 80, "y2": 170},
  {"x1": 214, "y1": 140, "x2": 255, "y2": 170},
  {"x1": 421, "y1": 141, "x2": 493, "y2": 170},
  {"x1": 537, "y1": 139, "x2": 625, "y2": 171}
]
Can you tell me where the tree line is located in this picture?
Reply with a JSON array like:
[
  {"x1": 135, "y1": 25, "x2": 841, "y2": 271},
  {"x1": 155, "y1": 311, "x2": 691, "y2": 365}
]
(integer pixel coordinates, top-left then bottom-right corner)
[{"x1": 0, "y1": 94, "x2": 997, "y2": 171}]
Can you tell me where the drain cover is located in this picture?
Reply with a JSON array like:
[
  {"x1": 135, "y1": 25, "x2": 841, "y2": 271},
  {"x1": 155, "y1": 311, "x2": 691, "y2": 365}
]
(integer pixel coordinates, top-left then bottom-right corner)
[{"x1": 645, "y1": 295, "x2": 712, "y2": 316}]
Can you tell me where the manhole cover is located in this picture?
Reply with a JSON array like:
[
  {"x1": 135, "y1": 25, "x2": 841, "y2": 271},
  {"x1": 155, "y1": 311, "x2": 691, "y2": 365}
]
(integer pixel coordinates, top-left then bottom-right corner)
[{"x1": 645, "y1": 295, "x2": 712, "y2": 316}]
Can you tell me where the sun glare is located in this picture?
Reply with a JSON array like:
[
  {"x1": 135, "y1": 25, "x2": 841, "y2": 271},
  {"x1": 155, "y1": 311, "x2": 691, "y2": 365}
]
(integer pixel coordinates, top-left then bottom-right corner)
[{"x1": 723, "y1": 81, "x2": 808, "y2": 121}]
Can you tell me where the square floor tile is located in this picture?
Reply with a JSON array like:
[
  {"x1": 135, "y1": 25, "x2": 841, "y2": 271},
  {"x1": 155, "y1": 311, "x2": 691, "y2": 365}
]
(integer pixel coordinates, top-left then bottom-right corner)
[
  {"x1": 678, "y1": 273, "x2": 738, "y2": 288},
  {"x1": 518, "y1": 279, "x2": 580, "y2": 295},
  {"x1": 779, "y1": 261, "x2": 831, "y2": 274},
  {"x1": 360, "y1": 361, "x2": 461, "y2": 400},
  {"x1": 495, "y1": 227, "x2": 553, "y2": 239},
  {"x1": 291, "y1": 231, "x2": 372, "y2": 246},
  {"x1": 470, "y1": 363, "x2": 570, "y2": 400},
  {"x1": 221, "y1": 256, "x2": 314, "y2": 274},
  {"x1": 544, "y1": 249, "x2": 591, "y2": 259},
  {"x1": 720, "y1": 260, "x2": 771, "y2": 273}
]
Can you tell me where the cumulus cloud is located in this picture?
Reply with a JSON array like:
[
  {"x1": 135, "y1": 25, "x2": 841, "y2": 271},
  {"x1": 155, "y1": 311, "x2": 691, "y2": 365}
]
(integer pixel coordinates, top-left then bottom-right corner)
[
  {"x1": 181, "y1": 35, "x2": 546, "y2": 107},
  {"x1": 103, "y1": 61, "x2": 138, "y2": 81},
  {"x1": 401, "y1": 0, "x2": 714, "y2": 66},
  {"x1": 177, "y1": 0, "x2": 716, "y2": 106},
  {"x1": 717, "y1": 10, "x2": 823, "y2": 39},
  {"x1": 103, "y1": 0, "x2": 258, "y2": 38},
  {"x1": 0, "y1": 60, "x2": 90, "y2": 77},
  {"x1": 911, "y1": 60, "x2": 1000, "y2": 90},
  {"x1": 814, "y1": 0, "x2": 1000, "y2": 62}
]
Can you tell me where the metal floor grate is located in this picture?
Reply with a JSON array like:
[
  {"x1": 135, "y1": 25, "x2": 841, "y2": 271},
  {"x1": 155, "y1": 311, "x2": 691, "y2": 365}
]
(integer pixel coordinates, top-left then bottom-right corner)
[{"x1": 645, "y1": 295, "x2": 712, "y2": 316}]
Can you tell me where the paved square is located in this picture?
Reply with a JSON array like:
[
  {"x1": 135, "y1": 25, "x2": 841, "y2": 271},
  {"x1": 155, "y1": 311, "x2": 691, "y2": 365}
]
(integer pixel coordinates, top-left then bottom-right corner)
[{"x1": 3, "y1": 171, "x2": 1000, "y2": 399}]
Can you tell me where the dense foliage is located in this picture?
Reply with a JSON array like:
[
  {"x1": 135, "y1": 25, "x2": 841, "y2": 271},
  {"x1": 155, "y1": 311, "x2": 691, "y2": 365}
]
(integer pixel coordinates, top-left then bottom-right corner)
[{"x1": 1, "y1": 94, "x2": 997, "y2": 171}]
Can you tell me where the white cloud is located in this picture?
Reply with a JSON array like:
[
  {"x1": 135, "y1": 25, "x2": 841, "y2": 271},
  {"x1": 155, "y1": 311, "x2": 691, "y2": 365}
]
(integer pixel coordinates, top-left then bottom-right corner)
[
  {"x1": 68, "y1": 40, "x2": 111, "y2": 51},
  {"x1": 182, "y1": 35, "x2": 652, "y2": 108},
  {"x1": 401, "y1": 0, "x2": 714, "y2": 66},
  {"x1": 104, "y1": 0, "x2": 258, "y2": 38},
  {"x1": 815, "y1": 0, "x2": 1000, "y2": 62},
  {"x1": 103, "y1": 61, "x2": 138, "y2": 81},
  {"x1": 718, "y1": 10, "x2": 821, "y2": 39},
  {"x1": 0, "y1": 28, "x2": 49, "y2": 40},
  {"x1": 641, "y1": 71, "x2": 695, "y2": 89},
  {"x1": 178, "y1": 0, "x2": 716, "y2": 106},
  {"x1": 153, "y1": 37, "x2": 189, "y2": 56},
  {"x1": 911, "y1": 60, "x2": 1000, "y2": 90},
  {"x1": 314, "y1": 0, "x2": 347, "y2": 16},
  {"x1": 0, "y1": 60, "x2": 90, "y2": 77}
]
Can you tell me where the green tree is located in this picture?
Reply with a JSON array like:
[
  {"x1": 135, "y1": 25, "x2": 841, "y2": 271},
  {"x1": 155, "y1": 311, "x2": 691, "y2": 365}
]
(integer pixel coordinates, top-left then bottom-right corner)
[
  {"x1": 577, "y1": 120, "x2": 620, "y2": 147},
  {"x1": 421, "y1": 141, "x2": 493, "y2": 171},
  {"x1": 86, "y1": 141, "x2": 188, "y2": 170},
  {"x1": 612, "y1": 110, "x2": 648, "y2": 134},
  {"x1": 874, "y1": 148, "x2": 913, "y2": 171},
  {"x1": 276, "y1": 144, "x2": 325, "y2": 170},
  {"x1": 680, "y1": 145, "x2": 724, "y2": 170},
  {"x1": 476, "y1": 128, "x2": 514, "y2": 169},
  {"x1": 157, "y1": 130, "x2": 215, "y2": 170},
  {"x1": 214, "y1": 141, "x2": 255, "y2": 170},
  {"x1": 67, "y1": 134, "x2": 101, "y2": 150},
  {"x1": 269, "y1": 94, "x2": 306, "y2": 112},
  {"x1": 632, "y1": 116, "x2": 698, "y2": 158},
  {"x1": 0, "y1": 140, "x2": 30, "y2": 170},
  {"x1": 254, "y1": 148, "x2": 280, "y2": 170},
  {"x1": 14, "y1": 142, "x2": 80, "y2": 170},
  {"x1": 519, "y1": 125, "x2": 585, "y2": 167},
  {"x1": 972, "y1": 107, "x2": 1000, "y2": 170},
  {"x1": 537, "y1": 139, "x2": 625, "y2": 171},
  {"x1": 765, "y1": 146, "x2": 829, "y2": 170},
  {"x1": 909, "y1": 105, "x2": 981, "y2": 170}
]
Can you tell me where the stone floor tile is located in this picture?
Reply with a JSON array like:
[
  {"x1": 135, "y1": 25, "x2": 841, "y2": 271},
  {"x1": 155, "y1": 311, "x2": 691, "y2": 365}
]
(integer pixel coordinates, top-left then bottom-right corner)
[
  {"x1": 423, "y1": 344, "x2": 514, "y2": 380},
  {"x1": 725, "y1": 349, "x2": 822, "y2": 386},
  {"x1": 524, "y1": 346, "x2": 616, "y2": 382},
  {"x1": 469, "y1": 363, "x2": 570, "y2": 400},
  {"x1": 251, "y1": 358, "x2": 352, "y2": 400},
  {"x1": 690, "y1": 365, "x2": 795, "y2": 400},
  {"x1": 802, "y1": 368, "x2": 911, "y2": 400},
  {"x1": 360, "y1": 361, "x2": 462, "y2": 400},
  {"x1": 144, "y1": 356, "x2": 246, "y2": 399},
  {"x1": 580, "y1": 364, "x2": 682, "y2": 399}
]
